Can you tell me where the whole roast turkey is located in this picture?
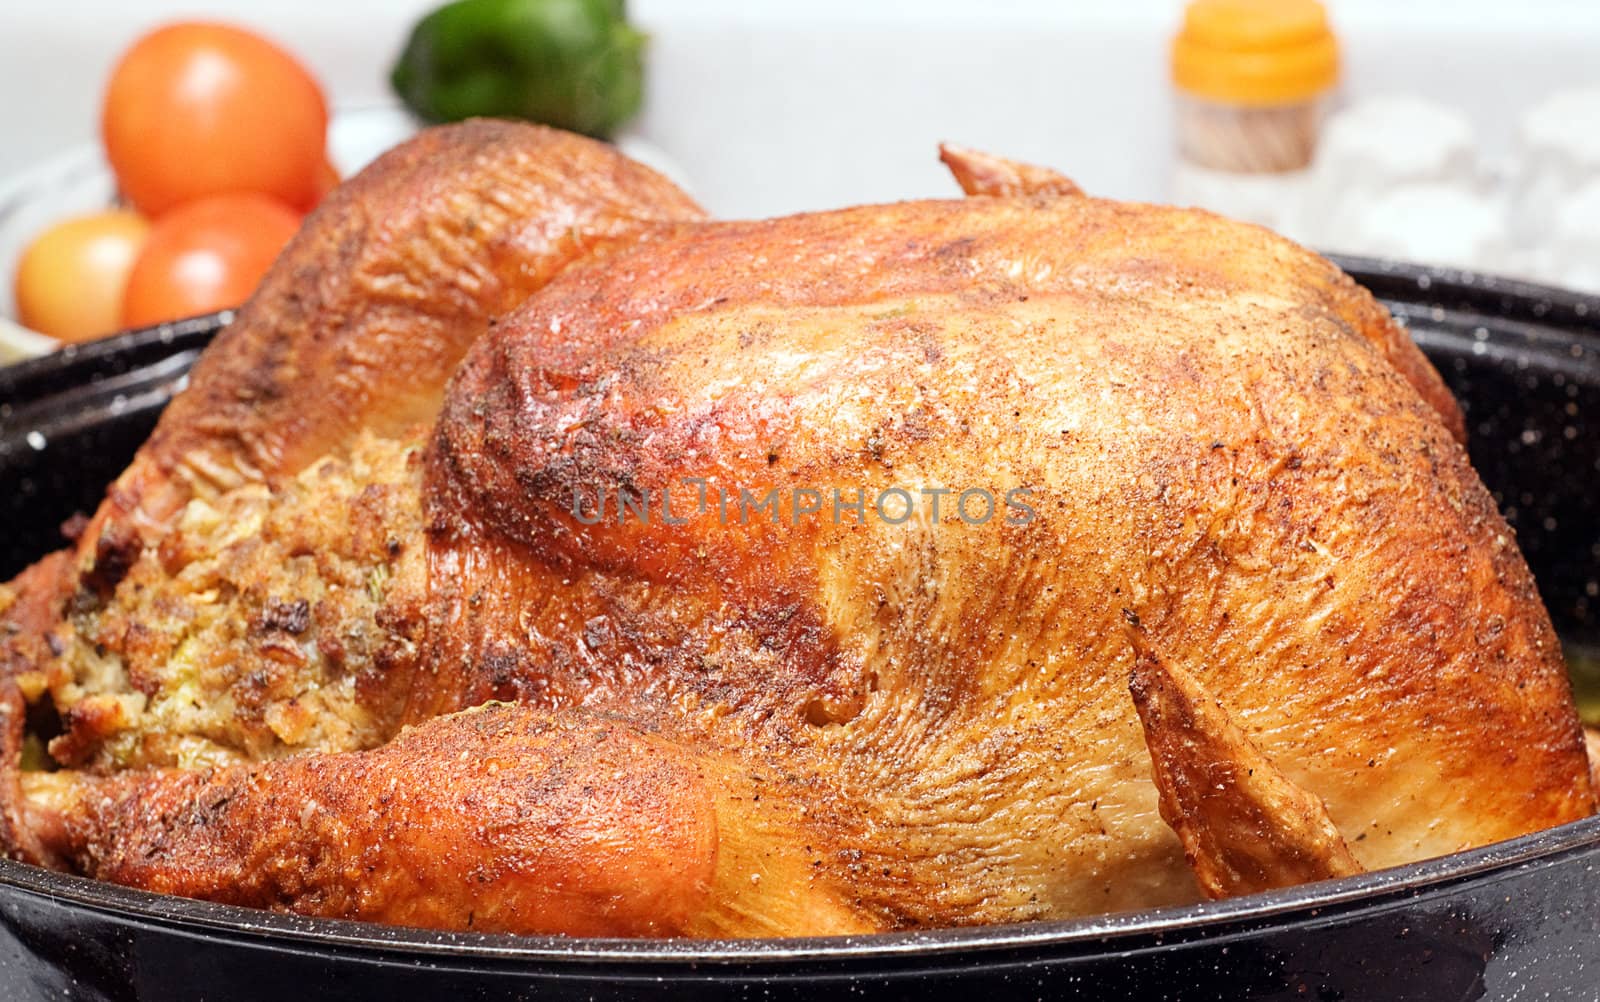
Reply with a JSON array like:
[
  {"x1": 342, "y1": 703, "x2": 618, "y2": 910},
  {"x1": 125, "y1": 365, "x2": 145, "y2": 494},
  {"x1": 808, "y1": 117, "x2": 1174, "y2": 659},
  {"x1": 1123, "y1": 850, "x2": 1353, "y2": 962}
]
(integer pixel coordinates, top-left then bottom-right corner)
[{"x1": 0, "y1": 122, "x2": 1590, "y2": 937}]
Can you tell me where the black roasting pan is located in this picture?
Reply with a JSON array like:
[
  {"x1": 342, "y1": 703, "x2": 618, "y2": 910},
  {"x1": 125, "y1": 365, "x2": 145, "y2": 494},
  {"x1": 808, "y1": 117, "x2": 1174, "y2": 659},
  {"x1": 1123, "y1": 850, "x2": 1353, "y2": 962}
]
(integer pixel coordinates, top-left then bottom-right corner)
[{"x1": 0, "y1": 258, "x2": 1597, "y2": 1001}]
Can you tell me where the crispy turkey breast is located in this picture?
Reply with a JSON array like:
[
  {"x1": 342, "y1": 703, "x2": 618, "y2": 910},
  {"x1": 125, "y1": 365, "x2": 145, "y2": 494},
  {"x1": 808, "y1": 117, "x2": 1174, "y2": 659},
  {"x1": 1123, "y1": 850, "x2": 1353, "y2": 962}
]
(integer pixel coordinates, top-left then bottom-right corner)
[{"x1": 0, "y1": 120, "x2": 1590, "y2": 937}]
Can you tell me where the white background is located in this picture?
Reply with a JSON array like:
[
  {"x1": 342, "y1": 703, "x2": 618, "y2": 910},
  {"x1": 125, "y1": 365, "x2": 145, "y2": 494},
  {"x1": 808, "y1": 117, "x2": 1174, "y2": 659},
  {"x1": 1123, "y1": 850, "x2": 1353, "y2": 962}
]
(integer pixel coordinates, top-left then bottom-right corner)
[{"x1": 1, "y1": 0, "x2": 1599, "y2": 216}]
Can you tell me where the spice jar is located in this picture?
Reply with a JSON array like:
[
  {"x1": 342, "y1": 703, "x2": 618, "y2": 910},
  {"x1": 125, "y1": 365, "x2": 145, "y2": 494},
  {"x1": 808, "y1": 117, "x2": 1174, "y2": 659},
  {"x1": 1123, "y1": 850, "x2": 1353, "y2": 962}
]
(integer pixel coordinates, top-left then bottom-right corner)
[{"x1": 1170, "y1": 0, "x2": 1340, "y2": 228}]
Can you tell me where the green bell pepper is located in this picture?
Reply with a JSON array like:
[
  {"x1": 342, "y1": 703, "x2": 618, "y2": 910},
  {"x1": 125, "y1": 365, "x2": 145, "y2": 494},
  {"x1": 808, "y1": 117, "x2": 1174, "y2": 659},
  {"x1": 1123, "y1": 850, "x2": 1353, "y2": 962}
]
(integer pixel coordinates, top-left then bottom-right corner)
[{"x1": 391, "y1": 0, "x2": 645, "y2": 139}]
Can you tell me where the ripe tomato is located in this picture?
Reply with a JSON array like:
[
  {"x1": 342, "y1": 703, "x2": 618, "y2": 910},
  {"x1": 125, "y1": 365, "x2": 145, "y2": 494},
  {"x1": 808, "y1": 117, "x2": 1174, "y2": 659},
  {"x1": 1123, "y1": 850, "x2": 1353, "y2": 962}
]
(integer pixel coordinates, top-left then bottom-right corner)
[
  {"x1": 14, "y1": 210, "x2": 150, "y2": 342},
  {"x1": 297, "y1": 157, "x2": 342, "y2": 213},
  {"x1": 102, "y1": 23, "x2": 329, "y2": 216},
  {"x1": 121, "y1": 194, "x2": 301, "y2": 328}
]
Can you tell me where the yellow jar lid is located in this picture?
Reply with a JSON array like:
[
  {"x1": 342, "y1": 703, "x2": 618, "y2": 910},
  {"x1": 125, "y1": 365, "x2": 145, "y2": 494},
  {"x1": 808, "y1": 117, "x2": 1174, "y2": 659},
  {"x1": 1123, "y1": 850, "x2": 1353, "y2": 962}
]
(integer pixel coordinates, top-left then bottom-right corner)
[{"x1": 1172, "y1": 0, "x2": 1340, "y2": 107}]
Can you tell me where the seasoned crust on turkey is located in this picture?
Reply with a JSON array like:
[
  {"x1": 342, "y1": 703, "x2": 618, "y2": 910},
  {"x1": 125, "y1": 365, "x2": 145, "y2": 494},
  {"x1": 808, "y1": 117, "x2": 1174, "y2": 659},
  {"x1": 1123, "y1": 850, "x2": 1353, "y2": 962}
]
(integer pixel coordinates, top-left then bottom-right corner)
[{"x1": 0, "y1": 121, "x2": 1589, "y2": 937}]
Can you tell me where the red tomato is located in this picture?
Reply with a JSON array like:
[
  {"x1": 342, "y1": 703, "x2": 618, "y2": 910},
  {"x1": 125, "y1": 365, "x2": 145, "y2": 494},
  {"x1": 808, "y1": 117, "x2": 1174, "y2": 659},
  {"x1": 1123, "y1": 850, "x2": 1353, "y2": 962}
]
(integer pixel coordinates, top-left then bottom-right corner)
[
  {"x1": 102, "y1": 22, "x2": 329, "y2": 215},
  {"x1": 121, "y1": 194, "x2": 301, "y2": 328},
  {"x1": 13, "y1": 210, "x2": 150, "y2": 342},
  {"x1": 296, "y1": 157, "x2": 342, "y2": 213}
]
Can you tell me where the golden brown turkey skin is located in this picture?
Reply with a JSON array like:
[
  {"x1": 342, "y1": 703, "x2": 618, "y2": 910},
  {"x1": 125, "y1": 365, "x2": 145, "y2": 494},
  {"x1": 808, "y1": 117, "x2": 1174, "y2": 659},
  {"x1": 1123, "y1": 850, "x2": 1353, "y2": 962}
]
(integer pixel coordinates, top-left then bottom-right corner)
[
  {"x1": 0, "y1": 118, "x2": 702, "y2": 845},
  {"x1": 72, "y1": 119, "x2": 702, "y2": 577},
  {"x1": 0, "y1": 129, "x2": 1590, "y2": 937},
  {"x1": 23, "y1": 700, "x2": 871, "y2": 936},
  {"x1": 31, "y1": 703, "x2": 839, "y2": 937},
  {"x1": 1127, "y1": 627, "x2": 1365, "y2": 897},
  {"x1": 426, "y1": 192, "x2": 1589, "y2": 926}
]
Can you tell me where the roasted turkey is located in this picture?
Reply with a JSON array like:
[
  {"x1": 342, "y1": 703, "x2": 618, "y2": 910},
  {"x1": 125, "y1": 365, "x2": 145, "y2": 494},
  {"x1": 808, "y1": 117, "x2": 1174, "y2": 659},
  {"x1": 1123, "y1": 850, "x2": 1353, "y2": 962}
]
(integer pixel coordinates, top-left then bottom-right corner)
[{"x1": 0, "y1": 121, "x2": 1591, "y2": 937}]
